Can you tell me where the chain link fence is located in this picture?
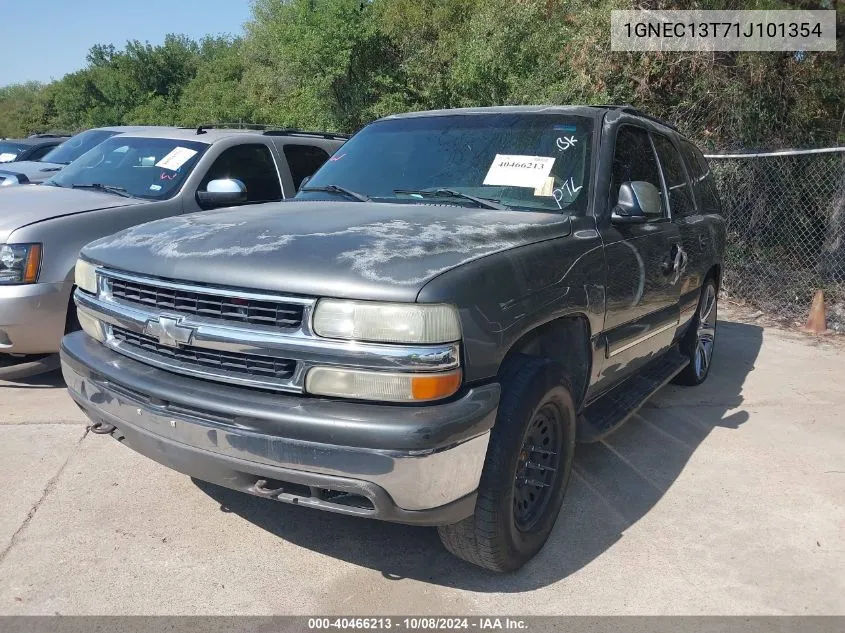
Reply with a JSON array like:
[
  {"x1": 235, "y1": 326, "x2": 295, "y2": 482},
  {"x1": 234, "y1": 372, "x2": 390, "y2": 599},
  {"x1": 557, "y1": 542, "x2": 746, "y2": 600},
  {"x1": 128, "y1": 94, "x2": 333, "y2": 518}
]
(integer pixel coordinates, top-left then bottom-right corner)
[{"x1": 705, "y1": 148, "x2": 845, "y2": 331}]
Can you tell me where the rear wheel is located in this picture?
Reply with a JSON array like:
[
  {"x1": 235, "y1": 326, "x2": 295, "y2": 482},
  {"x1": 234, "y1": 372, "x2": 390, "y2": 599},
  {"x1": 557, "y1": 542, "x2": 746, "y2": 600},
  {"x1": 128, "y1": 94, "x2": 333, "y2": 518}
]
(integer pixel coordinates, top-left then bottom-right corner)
[
  {"x1": 673, "y1": 278, "x2": 717, "y2": 386},
  {"x1": 437, "y1": 355, "x2": 576, "y2": 572}
]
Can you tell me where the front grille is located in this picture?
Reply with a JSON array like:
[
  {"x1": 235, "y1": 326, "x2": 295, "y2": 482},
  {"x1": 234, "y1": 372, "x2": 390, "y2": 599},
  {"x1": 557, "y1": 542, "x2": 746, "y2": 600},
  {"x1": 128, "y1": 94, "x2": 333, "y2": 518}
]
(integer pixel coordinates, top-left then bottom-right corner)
[
  {"x1": 108, "y1": 277, "x2": 304, "y2": 329},
  {"x1": 111, "y1": 326, "x2": 296, "y2": 382}
]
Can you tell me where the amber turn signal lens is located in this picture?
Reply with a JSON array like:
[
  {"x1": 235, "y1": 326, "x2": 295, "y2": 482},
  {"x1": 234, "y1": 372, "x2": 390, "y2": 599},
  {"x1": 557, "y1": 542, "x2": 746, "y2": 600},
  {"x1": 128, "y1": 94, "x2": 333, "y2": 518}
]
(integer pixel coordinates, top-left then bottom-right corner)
[
  {"x1": 306, "y1": 367, "x2": 463, "y2": 402},
  {"x1": 411, "y1": 370, "x2": 462, "y2": 401},
  {"x1": 23, "y1": 244, "x2": 41, "y2": 283}
]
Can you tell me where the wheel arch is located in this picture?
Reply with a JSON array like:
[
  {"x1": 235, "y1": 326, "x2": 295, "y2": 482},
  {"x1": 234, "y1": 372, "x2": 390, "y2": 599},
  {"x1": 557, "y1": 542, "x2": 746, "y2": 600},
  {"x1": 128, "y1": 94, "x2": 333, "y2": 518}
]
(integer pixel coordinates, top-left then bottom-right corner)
[{"x1": 498, "y1": 314, "x2": 592, "y2": 412}]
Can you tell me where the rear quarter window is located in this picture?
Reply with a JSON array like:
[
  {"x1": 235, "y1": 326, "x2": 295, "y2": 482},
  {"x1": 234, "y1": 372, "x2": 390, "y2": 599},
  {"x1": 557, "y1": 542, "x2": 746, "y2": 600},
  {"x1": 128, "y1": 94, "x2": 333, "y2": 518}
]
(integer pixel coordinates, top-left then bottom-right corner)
[
  {"x1": 283, "y1": 144, "x2": 331, "y2": 190},
  {"x1": 681, "y1": 139, "x2": 722, "y2": 215}
]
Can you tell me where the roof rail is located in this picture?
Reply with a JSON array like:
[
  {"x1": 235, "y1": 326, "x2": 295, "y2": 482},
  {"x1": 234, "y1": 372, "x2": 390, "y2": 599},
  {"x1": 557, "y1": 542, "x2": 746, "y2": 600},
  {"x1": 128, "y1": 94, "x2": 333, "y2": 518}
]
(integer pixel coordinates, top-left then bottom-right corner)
[
  {"x1": 184, "y1": 123, "x2": 272, "y2": 134},
  {"x1": 181, "y1": 123, "x2": 350, "y2": 140},
  {"x1": 262, "y1": 129, "x2": 351, "y2": 141},
  {"x1": 27, "y1": 132, "x2": 69, "y2": 138},
  {"x1": 592, "y1": 104, "x2": 678, "y2": 131}
]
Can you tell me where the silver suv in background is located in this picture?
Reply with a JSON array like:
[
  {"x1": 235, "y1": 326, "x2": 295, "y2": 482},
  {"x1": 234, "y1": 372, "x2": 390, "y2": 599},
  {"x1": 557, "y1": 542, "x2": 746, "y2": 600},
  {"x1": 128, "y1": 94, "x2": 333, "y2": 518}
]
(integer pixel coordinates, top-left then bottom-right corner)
[
  {"x1": 0, "y1": 126, "x2": 171, "y2": 187},
  {"x1": 0, "y1": 126, "x2": 347, "y2": 365}
]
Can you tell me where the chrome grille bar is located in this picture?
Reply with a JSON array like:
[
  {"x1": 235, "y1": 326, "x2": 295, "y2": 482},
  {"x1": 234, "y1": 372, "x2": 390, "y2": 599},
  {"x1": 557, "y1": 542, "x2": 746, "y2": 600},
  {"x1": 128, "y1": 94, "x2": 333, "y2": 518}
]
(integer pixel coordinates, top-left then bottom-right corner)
[
  {"x1": 74, "y1": 268, "x2": 460, "y2": 393},
  {"x1": 105, "y1": 270, "x2": 307, "y2": 330}
]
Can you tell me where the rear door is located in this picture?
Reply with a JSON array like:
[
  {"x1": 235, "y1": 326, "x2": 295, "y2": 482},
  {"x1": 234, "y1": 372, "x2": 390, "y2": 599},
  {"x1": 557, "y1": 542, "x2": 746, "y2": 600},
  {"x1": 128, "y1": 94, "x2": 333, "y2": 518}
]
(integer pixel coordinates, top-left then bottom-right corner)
[
  {"x1": 594, "y1": 124, "x2": 683, "y2": 392},
  {"x1": 654, "y1": 135, "x2": 716, "y2": 327},
  {"x1": 280, "y1": 143, "x2": 332, "y2": 192}
]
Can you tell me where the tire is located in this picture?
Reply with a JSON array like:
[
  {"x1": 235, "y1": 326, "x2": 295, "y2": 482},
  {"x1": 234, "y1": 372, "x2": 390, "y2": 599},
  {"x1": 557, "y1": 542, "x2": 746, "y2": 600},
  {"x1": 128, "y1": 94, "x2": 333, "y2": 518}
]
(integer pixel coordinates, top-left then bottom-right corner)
[
  {"x1": 673, "y1": 277, "x2": 718, "y2": 386},
  {"x1": 437, "y1": 355, "x2": 576, "y2": 572}
]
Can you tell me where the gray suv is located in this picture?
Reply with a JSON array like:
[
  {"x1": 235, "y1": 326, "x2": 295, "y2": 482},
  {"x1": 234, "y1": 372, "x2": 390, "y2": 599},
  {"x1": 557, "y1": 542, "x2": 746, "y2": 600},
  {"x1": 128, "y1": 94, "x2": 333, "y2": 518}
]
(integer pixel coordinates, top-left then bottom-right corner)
[
  {"x1": 0, "y1": 127, "x2": 346, "y2": 361},
  {"x1": 62, "y1": 106, "x2": 725, "y2": 571}
]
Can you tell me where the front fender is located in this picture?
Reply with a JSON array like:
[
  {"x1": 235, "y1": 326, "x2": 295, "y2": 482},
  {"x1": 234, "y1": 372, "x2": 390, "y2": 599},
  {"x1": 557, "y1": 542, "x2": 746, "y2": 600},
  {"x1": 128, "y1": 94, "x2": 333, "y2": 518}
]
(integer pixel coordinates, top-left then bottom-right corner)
[{"x1": 417, "y1": 216, "x2": 606, "y2": 383}]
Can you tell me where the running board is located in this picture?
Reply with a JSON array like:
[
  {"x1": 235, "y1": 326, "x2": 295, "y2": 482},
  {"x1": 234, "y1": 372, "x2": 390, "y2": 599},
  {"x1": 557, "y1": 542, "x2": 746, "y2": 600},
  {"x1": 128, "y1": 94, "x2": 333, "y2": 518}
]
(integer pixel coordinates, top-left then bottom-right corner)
[{"x1": 577, "y1": 348, "x2": 689, "y2": 443}]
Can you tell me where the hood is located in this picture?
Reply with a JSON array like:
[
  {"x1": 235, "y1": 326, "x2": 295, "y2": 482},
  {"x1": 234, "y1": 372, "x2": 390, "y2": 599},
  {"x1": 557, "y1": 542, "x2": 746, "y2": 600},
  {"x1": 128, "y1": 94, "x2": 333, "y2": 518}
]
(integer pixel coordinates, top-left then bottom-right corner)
[
  {"x1": 82, "y1": 200, "x2": 572, "y2": 302},
  {"x1": 0, "y1": 160, "x2": 65, "y2": 184},
  {"x1": 0, "y1": 184, "x2": 146, "y2": 241}
]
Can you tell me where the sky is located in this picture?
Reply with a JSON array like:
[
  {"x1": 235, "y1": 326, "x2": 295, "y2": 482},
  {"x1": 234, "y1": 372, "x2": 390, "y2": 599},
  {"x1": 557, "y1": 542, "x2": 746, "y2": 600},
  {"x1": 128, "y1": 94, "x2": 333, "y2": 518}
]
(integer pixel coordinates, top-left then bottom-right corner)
[{"x1": 0, "y1": 0, "x2": 253, "y2": 86}]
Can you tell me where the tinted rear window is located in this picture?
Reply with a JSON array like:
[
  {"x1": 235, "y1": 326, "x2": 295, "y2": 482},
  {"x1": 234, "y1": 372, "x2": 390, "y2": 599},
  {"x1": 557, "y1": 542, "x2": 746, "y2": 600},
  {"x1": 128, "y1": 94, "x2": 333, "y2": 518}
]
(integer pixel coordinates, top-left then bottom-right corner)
[{"x1": 680, "y1": 139, "x2": 721, "y2": 214}]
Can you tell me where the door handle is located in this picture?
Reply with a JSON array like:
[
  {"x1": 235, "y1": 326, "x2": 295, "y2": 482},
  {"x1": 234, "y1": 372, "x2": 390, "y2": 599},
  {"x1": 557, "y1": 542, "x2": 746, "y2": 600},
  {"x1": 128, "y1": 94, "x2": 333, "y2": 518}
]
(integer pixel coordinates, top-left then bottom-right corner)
[{"x1": 662, "y1": 244, "x2": 686, "y2": 278}]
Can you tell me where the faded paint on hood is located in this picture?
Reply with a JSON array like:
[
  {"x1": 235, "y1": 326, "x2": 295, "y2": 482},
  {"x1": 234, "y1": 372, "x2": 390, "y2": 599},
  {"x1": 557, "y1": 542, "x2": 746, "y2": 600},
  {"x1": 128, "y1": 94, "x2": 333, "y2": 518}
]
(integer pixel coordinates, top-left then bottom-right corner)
[
  {"x1": 0, "y1": 184, "x2": 145, "y2": 242},
  {"x1": 83, "y1": 200, "x2": 572, "y2": 302}
]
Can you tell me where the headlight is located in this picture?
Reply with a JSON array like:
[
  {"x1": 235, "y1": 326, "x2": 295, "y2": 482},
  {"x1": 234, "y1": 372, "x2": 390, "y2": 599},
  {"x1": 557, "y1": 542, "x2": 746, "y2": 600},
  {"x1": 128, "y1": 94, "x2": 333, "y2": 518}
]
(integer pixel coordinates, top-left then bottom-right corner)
[
  {"x1": 312, "y1": 299, "x2": 461, "y2": 344},
  {"x1": 0, "y1": 243, "x2": 42, "y2": 284},
  {"x1": 306, "y1": 367, "x2": 462, "y2": 402},
  {"x1": 74, "y1": 258, "x2": 98, "y2": 294}
]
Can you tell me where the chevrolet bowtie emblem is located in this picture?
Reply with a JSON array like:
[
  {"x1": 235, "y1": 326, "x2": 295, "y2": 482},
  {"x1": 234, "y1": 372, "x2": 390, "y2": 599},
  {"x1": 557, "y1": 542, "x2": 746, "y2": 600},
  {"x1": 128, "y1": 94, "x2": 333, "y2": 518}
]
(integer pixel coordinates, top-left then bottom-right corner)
[{"x1": 143, "y1": 316, "x2": 195, "y2": 348}]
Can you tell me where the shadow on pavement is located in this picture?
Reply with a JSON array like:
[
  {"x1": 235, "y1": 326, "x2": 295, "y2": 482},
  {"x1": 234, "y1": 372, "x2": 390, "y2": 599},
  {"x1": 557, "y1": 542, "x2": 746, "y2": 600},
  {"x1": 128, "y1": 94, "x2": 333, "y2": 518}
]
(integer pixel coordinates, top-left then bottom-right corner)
[
  {"x1": 0, "y1": 366, "x2": 65, "y2": 389},
  {"x1": 196, "y1": 319, "x2": 762, "y2": 591}
]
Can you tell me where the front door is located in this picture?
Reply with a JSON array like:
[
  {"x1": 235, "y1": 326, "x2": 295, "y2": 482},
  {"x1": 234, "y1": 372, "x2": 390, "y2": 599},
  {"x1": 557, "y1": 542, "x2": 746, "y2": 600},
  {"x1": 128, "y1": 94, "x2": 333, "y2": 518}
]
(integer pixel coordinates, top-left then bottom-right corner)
[{"x1": 593, "y1": 124, "x2": 683, "y2": 394}]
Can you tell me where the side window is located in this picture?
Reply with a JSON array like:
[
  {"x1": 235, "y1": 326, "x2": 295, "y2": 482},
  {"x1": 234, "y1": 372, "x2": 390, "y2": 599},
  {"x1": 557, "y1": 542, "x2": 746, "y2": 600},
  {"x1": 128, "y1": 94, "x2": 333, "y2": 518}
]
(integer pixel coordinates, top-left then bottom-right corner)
[
  {"x1": 694, "y1": 147, "x2": 722, "y2": 215},
  {"x1": 283, "y1": 144, "x2": 330, "y2": 190},
  {"x1": 200, "y1": 144, "x2": 282, "y2": 203},
  {"x1": 610, "y1": 125, "x2": 665, "y2": 217},
  {"x1": 652, "y1": 134, "x2": 696, "y2": 218},
  {"x1": 681, "y1": 139, "x2": 721, "y2": 215},
  {"x1": 29, "y1": 145, "x2": 56, "y2": 161}
]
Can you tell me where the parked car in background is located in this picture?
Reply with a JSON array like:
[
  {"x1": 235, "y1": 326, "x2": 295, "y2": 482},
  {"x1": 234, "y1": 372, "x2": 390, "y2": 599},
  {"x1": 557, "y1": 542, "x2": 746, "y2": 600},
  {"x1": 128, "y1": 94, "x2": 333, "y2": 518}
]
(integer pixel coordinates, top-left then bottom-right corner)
[
  {"x1": 0, "y1": 126, "x2": 169, "y2": 187},
  {"x1": 0, "y1": 126, "x2": 346, "y2": 363},
  {"x1": 0, "y1": 134, "x2": 68, "y2": 165},
  {"x1": 61, "y1": 105, "x2": 725, "y2": 571}
]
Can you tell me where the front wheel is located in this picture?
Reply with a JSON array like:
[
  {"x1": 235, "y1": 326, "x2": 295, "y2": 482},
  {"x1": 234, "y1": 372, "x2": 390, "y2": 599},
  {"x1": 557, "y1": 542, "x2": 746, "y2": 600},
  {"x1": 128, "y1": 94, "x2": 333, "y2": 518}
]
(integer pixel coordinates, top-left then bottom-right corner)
[
  {"x1": 437, "y1": 355, "x2": 576, "y2": 572},
  {"x1": 673, "y1": 278, "x2": 718, "y2": 386}
]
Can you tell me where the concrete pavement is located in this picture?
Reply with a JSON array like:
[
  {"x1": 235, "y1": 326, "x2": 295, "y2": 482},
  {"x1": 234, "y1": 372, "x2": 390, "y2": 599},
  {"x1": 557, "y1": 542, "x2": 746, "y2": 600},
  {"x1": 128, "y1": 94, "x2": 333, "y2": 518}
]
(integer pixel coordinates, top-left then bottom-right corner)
[{"x1": 1, "y1": 312, "x2": 843, "y2": 614}]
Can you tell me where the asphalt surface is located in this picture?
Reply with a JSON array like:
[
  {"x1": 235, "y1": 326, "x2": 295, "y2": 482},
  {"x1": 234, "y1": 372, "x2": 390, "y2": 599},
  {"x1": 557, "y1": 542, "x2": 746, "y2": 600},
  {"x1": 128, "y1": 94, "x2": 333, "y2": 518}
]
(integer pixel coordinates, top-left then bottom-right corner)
[{"x1": 1, "y1": 312, "x2": 843, "y2": 615}]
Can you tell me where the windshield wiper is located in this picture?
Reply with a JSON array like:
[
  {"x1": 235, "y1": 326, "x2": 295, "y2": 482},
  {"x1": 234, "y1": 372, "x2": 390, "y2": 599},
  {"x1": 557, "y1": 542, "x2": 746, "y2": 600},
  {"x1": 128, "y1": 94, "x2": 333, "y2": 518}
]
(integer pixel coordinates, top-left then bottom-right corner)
[
  {"x1": 71, "y1": 183, "x2": 133, "y2": 198},
  {"x1": 301, "y1": 184, "x2": 371, "y2": 202},
  {"x1": 394, "y1": 188, "x2": 507, "y2": 210}
]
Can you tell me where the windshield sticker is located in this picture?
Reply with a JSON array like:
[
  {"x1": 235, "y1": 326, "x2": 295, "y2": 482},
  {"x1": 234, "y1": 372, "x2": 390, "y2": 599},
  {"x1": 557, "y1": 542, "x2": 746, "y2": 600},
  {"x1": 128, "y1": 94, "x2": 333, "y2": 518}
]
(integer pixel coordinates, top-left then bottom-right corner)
[
  {"x1": 555, "y1": 136, "x2": 578, "y2": 152},
  {"x1": 0, "y1": 153, "x2": 17, "y2": 162},
  {"x1": 483, "y1": 154, "x2": 555, "y2": 189},
  {"x1": 155, "y1": 147, "x2": 198, "y2": 171},
  {"x1": 534, "y1": 177, "x2": 555, "y2": 197},
  {"x1": 149, "y1": 184, "x2": 162, "y2": 191}
]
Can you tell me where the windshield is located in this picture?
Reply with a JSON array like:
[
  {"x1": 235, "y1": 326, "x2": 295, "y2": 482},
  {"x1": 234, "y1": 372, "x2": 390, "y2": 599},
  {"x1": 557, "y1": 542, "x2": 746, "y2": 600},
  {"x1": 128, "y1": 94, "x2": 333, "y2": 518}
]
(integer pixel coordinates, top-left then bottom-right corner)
[
  {"x1": 298, "y1": 113, "x2": 594, "y2": 213},
  {"x1": 39, "y1": 129, "x2": 118, "y2": 165},
  {"x1": 46, "y1": 136, "x2": 208, "y2": 200},
  {"x1": 0, "y1": 143, "x2": 25, "y2": 163}
]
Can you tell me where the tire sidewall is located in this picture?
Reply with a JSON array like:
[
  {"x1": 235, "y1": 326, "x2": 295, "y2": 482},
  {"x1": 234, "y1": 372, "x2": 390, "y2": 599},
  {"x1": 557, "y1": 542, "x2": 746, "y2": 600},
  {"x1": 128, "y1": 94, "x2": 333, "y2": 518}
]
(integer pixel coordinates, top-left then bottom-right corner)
[
  {"x1": 480, "y1": 358, "x2": 576, "y2": 568},
  {"x1": 687, "y1": 279, "x2": 718, "y2": 384}
]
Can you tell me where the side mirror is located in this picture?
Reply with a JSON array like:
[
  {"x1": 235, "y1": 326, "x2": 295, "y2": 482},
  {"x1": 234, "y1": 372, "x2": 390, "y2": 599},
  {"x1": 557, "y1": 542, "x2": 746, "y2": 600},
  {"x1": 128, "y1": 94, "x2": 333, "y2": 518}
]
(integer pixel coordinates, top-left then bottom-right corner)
[
  {"x1": 611, "y1": 181, "x2": 661, "y2": 224},
  {"x1": 196, "y1": 178, "x2": 247, "y2": 209}
]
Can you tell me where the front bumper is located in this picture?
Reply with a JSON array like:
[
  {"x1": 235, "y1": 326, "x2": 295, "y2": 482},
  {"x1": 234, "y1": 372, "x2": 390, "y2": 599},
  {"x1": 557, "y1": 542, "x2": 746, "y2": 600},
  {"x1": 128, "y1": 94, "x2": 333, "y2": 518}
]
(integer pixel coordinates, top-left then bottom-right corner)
[
  {"x1": 0, "y1": 282, "x2": 68, "y2": 354},
  {"x1": 61, "y1": 332, "x2": 500, "y2": 525}
]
